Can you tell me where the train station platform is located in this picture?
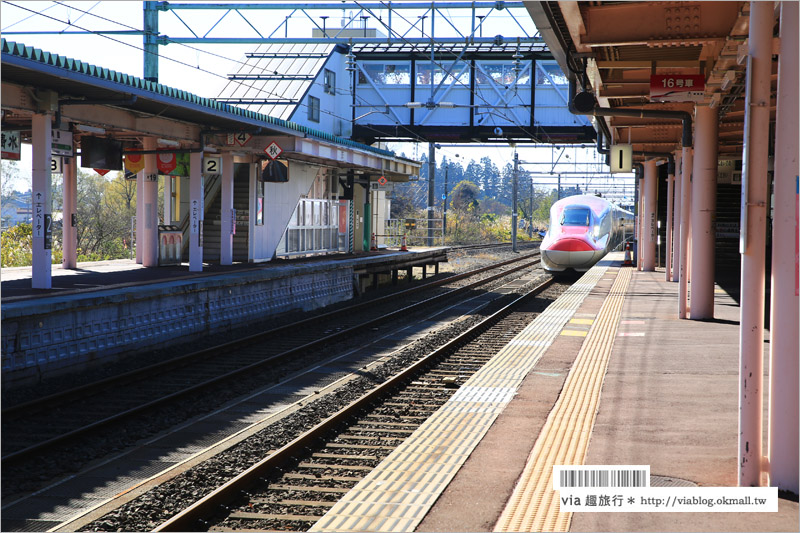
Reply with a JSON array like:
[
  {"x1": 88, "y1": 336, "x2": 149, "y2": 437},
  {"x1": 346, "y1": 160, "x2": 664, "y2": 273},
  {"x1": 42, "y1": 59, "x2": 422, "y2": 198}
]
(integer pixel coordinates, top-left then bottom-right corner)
[
  {"x1": 311, "y1": 252, "x2": 798, "y2": 533},
  {"x1": 1, "y1": 248, "x2": 447, "y2": 387}
]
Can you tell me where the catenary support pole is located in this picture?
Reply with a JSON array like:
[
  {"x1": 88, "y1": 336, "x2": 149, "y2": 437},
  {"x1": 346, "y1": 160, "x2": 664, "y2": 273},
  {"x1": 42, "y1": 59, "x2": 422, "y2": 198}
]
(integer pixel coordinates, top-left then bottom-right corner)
[
  {"x1": 768, "y1": 0, "x2": 799, "y2": 495},
  {"x1": 189, "y1": 151, "x2": 204, "y2": 272},
  {"x1": 427, "y1": 142, "x2": 436, "y2": 246},
  {"x1": 141, "y1": 137, "x2": 159, "y2": 267},
  {"x1": 512, "y1": 150, "x2": 518, "y2": 252},
  {"x1": 739, "y1": 0, "x2": 773, "y2": 488},
  {"x1": 678, "y1": 146, "x2": 693, "y2": 318},
  {"x1": 143, "y1": 1, "x2": 159, "y2": 83},
  {"x1": 62, "y1": 151, "x2": 78, "y2": 269},
  {"x1": 665, "y1": 158, "x2": 674, "y2": 281},
  {"x1": 672, "y1": 150, "x2": 682, "y2": 282},
  {"x1": 220, "y1": 152, "x2": 235, "y2": 265},
  {"x1": 690, "y1": 105, "x2": 719, "y2": 319},
  {"x1": 642, "y1": 159, "x2": 657, "y2": 271},
  {"x1": 31, "y1": 113, "x2": 53, "y2": 289}
]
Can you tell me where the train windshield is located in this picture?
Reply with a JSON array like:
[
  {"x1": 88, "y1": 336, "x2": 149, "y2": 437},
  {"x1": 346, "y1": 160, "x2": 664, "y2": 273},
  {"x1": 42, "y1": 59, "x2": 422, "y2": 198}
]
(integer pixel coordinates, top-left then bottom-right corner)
[{"x1": 561, "y1": 207, "x2": 591, "y2": 227}]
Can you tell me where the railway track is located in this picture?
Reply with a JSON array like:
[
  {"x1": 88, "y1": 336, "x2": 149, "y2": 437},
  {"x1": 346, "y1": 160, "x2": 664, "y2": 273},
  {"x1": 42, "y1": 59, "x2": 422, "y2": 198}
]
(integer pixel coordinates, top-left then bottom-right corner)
[
  {"x1": 150, "y1": 277, "x2": 562, "y2": 532},
  {"x1": 2, "y1": 249, "x2": 542, "y2": 493}
]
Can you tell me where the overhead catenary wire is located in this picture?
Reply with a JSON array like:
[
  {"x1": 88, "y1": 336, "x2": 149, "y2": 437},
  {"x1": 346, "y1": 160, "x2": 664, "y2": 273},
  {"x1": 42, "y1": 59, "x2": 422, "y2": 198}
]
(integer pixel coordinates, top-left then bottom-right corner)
[{"x1": 4, "y1": 1, "x2": 616, "y2": 192}]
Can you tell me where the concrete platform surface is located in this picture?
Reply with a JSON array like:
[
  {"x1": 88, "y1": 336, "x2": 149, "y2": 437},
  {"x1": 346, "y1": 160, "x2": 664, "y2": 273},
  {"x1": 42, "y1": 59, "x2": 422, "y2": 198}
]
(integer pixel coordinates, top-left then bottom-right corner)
[{"x1": 416, "y1": 264, "x2": 798, "y2": 532}]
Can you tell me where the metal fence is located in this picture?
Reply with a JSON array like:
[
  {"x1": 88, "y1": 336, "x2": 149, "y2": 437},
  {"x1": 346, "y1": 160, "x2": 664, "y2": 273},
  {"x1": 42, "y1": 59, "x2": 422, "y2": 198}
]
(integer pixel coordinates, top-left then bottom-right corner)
[
  {"x1": 277, "y1": 199, "x2": 350, "y2": 257},
  {"x1": 385, "y1": 218, "x2": 444, "y2": 247}
]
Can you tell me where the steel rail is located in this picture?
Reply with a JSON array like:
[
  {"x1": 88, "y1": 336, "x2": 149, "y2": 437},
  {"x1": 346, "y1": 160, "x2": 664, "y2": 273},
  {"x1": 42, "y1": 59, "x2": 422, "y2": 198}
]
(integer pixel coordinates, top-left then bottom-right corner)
[
  {"x1": 2, "y1": 252, "x2": 541, "y2": 464},
  {"x1": 155, "y1": 275, "x2": 556, "y2": 532},
  {"x1": 1, "y1": 248, "x2": 537, "y2": 418}
]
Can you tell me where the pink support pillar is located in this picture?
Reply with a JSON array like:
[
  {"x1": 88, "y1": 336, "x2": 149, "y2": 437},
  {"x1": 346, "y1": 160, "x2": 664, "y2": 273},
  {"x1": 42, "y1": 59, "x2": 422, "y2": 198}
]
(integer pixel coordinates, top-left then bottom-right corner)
[
  {"x1": 189, "y1": 151, "x2": 204, "y2": 272},
  {"x1": 638, "y1": 173, "x2": 645, "y2": 270},
  {"x1": 690, "y1": 105, "x2": 719, "y2": 319},
  {"x1": 62, "y1": 153, "x2": 78, "y2": 269},
  {"x1": 220, "y1": 152, "x2": 234, "y2": 266},
  {"x1": 141, "y1": 138, "x2": 159, "y2": 267},
  {"x1": 665, "y1": 161, "x2": 674, "y2": 281},
  {"x1": 678, "y1": 147, "x2": 693, "y2": 318},
  {"x1": 136, "y1": 168, "x2": 143, "y2": 264},
  {"x1": 739, "y1": 0, "x2": 773, "y2": 488},
  {"x1": 31, "y1": 113, "x2": 53, "y2": 289},
  {"x1": 672, "y1": 151, "x2": 682, "y2": 282},
  {"x1": 642, "y1": 160, "x2": 657, "y2": 271},
  {"x1": 768, "y1": 0, "x2": 799, "y2": 494}
]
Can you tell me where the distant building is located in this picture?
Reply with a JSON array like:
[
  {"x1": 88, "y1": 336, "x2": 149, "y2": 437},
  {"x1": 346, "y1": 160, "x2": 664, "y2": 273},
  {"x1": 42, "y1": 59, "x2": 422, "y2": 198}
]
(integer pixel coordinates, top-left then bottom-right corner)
[{"x1": 1, "y1": 190, "x2": 32, "y2": 228}]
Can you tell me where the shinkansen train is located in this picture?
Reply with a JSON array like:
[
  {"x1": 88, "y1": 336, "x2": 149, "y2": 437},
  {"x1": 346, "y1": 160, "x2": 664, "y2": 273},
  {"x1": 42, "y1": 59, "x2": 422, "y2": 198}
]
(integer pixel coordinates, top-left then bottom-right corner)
[{"x1": 540, "y1": 194, "x2": 634, "y2": 272}]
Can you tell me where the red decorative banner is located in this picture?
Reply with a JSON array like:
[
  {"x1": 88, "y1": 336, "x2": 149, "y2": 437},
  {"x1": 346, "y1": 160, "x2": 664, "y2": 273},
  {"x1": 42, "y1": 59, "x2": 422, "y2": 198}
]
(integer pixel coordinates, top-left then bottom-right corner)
[
  {"x1": 94, "y1": 168, "x2": 110, "y2": 176},
  {"x1": 157, "y1": 152, "x2": 177, "y2": 174},
  {"x1": 124, "y1": 153, "x2": 145, "y2": 174}
]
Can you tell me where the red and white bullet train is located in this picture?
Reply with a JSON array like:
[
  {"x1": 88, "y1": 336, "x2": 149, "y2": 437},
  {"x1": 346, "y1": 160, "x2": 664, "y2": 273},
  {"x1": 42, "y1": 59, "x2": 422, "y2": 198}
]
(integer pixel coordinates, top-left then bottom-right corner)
[{"x1": 540, "y1": 194, "x2": 634, "y2": 273}]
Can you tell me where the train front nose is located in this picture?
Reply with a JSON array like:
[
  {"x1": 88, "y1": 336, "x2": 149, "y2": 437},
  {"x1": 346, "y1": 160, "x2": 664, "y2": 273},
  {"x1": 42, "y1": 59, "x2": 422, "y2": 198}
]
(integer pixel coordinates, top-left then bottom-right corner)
[{"x1": 542, "y1": 236, "x2": 599, "y2": 270}]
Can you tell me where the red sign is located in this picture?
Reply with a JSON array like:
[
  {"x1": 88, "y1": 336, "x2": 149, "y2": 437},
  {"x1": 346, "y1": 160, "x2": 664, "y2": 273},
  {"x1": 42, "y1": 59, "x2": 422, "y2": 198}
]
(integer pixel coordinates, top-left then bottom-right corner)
[
  {"x1": 94, "y1": 168, "x2": 110, "y2": 176},
  {"x1": 378, "y1": 176, "x2": 388, "y2": 186},
  {"x1": 157, "y1": 152, "x2": 177, "y2": 174},
  {"x1": 650, "y1": 75, "x2": 705, "y2": 102}
]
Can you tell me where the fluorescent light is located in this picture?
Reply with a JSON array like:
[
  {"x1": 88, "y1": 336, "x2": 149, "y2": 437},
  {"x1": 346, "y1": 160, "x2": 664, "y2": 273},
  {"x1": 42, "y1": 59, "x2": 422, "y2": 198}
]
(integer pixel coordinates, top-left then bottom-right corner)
[
  {"x1": 157, "y1": 138, "x2": 181, "y2": 148},
  {"x1": 405, "y1": 102, "x2": 423, "y2": 108},
  {"x1": 438, "y1": 101, "x2": 455, "y2": 108},
  {"x1": 75, "y1": 124, "x2": 105, "y2": 134}
]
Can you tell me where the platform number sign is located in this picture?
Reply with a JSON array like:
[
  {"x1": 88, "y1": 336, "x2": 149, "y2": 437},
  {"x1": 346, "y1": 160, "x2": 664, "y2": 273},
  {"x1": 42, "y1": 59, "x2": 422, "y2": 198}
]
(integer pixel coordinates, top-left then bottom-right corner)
[
  {"x1": 51, "y1": 156, "x2": 64, "y2": 174},
  {"x1": 204, "y1": 156, "x2": 221, "y2": 175},
  {"x1": 265, "y1": 141, "x2": 283, "y2": 160},
  {"x1": 226, "y1": 132, "x2": 252, "y2": 146},
  {"x1": 610, "y1": 144, "x2": 633, "y2": 173}
]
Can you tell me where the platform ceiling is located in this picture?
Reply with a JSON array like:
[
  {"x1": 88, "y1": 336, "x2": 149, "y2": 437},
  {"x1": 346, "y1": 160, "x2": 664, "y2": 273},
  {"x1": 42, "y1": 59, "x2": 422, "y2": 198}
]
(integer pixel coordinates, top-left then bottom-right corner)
[{"x1": 525, "y1": 1, "x2": 776, "y2": 159}]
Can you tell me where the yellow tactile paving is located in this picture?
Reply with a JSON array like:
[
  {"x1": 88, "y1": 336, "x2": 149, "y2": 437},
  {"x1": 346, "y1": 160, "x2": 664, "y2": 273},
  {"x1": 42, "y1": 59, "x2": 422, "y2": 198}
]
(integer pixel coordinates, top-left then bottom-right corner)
[
  {"x1": 494, "y1": 266, "x2": 632, "y2": 533},
  {"x1": 310, "y1": 258, "x2": 617, "y2": 533}
]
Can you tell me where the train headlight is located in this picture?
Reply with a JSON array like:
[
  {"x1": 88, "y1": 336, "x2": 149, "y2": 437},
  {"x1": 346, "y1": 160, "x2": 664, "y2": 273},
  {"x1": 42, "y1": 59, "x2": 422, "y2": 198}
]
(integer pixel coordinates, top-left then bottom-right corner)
[{"x1": 593, "y1": 225, "x2": 600, "y2": 239}]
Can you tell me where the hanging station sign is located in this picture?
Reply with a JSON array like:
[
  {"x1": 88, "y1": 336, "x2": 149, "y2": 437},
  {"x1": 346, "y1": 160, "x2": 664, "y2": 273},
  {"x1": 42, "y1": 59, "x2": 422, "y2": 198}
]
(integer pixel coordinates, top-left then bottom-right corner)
[
  {"x1": 609, "y1": 144, "x2": 633, "y2": 173},
  {"x1": 650, "y1": 75, "x2": 706, "y2": 103},
  {"x1": 1, "y1": 130, "x2": 21, "y2": 160}
]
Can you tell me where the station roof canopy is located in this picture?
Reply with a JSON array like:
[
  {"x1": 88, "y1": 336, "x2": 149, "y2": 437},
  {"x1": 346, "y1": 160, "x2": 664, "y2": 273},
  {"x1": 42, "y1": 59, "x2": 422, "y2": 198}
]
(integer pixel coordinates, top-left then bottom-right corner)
[
  {"x1": 1, "y1": 38, "x2": 419, "y2": 178},
  {"x1": 525, "y1": 1, "x2": 770, "y2": 160}
]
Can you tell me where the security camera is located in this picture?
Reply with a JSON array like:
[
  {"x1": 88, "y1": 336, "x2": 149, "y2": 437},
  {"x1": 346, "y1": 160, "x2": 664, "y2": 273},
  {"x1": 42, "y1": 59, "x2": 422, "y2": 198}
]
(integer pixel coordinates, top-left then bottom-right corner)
[{"x1": 493, "y1": 127, "x2": 503, "y2": 136}]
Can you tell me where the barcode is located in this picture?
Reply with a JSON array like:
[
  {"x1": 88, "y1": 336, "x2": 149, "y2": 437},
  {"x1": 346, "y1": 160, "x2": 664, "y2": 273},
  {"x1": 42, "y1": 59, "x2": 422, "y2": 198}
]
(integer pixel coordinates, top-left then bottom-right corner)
[{"x1": 554, "y1": 466, "x2": 650, "y2": 489}]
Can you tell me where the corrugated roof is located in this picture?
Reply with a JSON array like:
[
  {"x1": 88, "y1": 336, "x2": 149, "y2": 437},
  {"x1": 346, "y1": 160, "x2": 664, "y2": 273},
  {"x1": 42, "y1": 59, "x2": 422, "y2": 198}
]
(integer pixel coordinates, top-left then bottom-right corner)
[{"x1": 0, "y1": 38, "x2": 393, "y2": 157}]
